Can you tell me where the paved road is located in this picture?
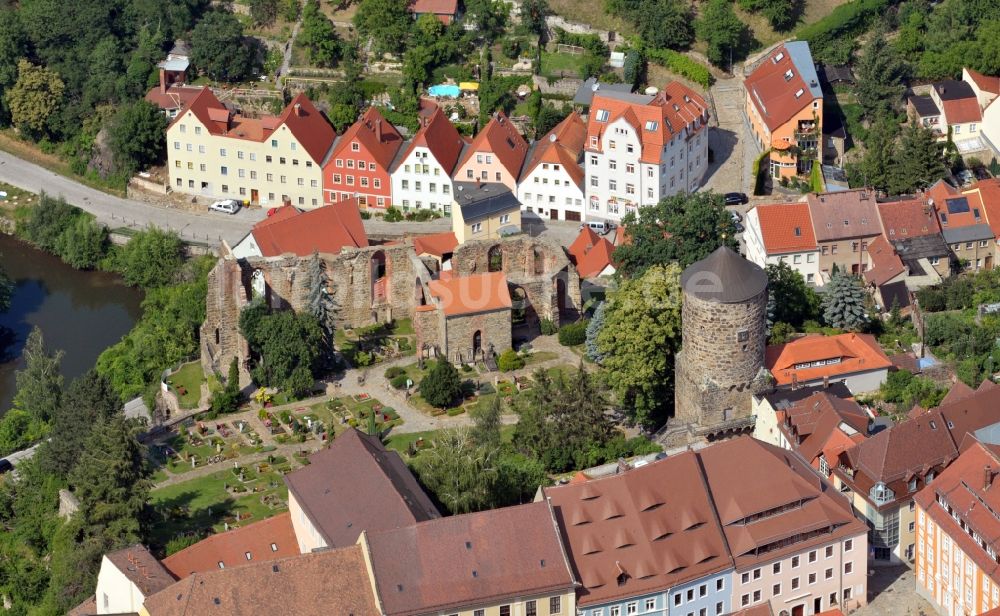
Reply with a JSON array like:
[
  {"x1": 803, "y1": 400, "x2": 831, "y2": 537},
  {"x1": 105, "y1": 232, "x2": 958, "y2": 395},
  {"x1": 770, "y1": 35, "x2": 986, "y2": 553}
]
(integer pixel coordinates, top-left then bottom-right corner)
[
  {"x1": 0, "y1": 150, "x2": 263, "y2": 245},
  {"x1": 702, "y1": 77, "x2": 758, "y2": 196}
]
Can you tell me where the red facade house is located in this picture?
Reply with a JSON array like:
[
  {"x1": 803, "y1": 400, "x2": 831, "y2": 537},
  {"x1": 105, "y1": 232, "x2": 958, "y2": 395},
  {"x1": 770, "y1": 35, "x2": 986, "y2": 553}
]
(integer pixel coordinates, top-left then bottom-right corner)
[{"x1": 323, "y1": 107, "x2": 404, "y2": 209}]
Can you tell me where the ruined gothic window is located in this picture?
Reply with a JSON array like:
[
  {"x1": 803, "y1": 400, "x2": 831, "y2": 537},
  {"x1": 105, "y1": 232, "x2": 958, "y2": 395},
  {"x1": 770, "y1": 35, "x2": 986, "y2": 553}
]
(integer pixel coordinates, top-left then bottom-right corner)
[{"x1": 251, "y1": 270, "x2": 266, "y2": 299}]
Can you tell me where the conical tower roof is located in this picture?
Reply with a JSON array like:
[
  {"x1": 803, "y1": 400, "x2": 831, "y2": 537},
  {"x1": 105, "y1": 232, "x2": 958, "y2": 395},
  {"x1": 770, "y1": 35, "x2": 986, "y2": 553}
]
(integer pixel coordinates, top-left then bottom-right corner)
[{"x1": 680, "y1": 246, "x2": 767, "y2": 304}]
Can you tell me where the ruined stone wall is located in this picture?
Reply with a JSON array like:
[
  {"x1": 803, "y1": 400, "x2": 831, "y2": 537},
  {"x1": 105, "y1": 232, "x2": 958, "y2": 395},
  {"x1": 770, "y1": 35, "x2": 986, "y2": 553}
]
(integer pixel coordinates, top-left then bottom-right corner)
[
  {"x1": 413, "y1": 307, "x2": 443, "y2": 358},
  {"x1": 200, "y1": 258, "x2": 251, "y2": 380},
  {"x1": 443, "y1": 309, "x2": 513, "y2": 364},
  {"x1": 674, "y1": 287, "x2": 768, "y2": 427}
]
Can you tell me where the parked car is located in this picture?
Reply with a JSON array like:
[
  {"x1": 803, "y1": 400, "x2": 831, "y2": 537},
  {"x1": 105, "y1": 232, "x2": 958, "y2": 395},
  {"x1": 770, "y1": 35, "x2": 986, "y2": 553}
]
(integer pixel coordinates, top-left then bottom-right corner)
[
  {"x1": 957, "y1": 170, "x2": 975, "y2": 186},
  {"x1": 975, "y1": 167, "x2": 992, "y2": 180},
  {"x1": 209, "y1": 199, "x2": 241, "y2": 215},
  {"x1": 724, "y1": 192, "x2": 749, "y2": 205},
  {"x1": 0, "y1": 459, "x2": 13, "y2": 474},
  {"x1": 734, "y1": 222, "x2": 745, "y2": 233},
  {"x1": 730, "y1": 210, "x2": 743, "y2": 223},
  {"x1": 581, "y1": 220, "x2": 616, "y2": 235}
]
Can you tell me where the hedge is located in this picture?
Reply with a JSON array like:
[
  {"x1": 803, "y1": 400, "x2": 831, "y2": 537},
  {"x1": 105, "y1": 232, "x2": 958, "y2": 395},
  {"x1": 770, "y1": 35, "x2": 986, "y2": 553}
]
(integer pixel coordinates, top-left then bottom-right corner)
[
  {"x1": 646, "y1": 49, "x2": 714, "y2": 89},
  {"x1": 558, "y1": 321, "x2": 589, "y2": 346},
  {"x1": 752, "y1": 149, "x2": 771, "y2": 196}
]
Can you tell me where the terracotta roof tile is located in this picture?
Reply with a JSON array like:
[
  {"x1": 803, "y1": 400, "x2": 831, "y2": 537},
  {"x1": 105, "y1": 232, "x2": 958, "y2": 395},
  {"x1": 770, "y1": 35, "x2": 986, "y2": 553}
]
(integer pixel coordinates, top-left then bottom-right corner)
[
  {"x1": 967, "y1": 68, "x2": 1000, "y2": 95},
  {"x1": 942, "y1": 97, "x2": 982, "y2": 124},
  {"x1": 412, "y1": 231, "x2": 458, "y2": 257},
  {"x1": 745, "y1": 42, "x2": 822, "y2": 132},
  {"x1": 806, "y1": 190, "x2": 882, "y2": 241},
  {"x1": 941, "y1": 380, "x2": 976, "y2": 406},
  {"x1": 248, "y1": 200, "x2": 368, "y2": 257},
  {"x1": 427, "y1": 271, "x2": 512, "y2": 316},
  {"x1": 965, "y1": 178, "x2": 1000, "y2": 237},
  {"x1": 283, "y1": 429, "x2": 439, "y2": 548},
  {"x1": 330, "y1": 107, "x2": 405, "y2": 170},
  {"x1": 876, "y1": 198, "x2": 942, "y2": 239},
  {"x1": 522, "y1": 111, "x2": 587, "y2": 186},
  {"x1": 753, "y1": 202, "x2": 817, "y2": 254},
  {"x1": 395, "y1": 106, "x2": 466, "y2": 175},
  {"x1": 411, "y1": 0, "x2": 458, "y2": 15},
  {"x1": 864, "y1": 236, "x2": 906, "y2": 286},
  {"x1": 457, "y1": 111, "x2": 529, "y2": 179},
  {"x1": 765, "y1": 333, "x2": 892, "y2": 387},
  {"x1": 143, "y1": 545, "x2": 379, "y2": 616},
  {"x1": 105, "y1": 544, "x2": 176, "y2": 596},
  {"x1": 161, "y1": 512, "x2": 298, "y2": 579},
  {"x1": 364, "y1": 501, "x2": 576, "y2": 616},
  {"x1": 145, "y1": 84, "x2": 205, "y2": 111},
  {"x1": 278, "y1": 93, "x2": 338, "y2": 164},
  {"x1": 568, "y1": 227, "x2": 616, "y2": 278}
]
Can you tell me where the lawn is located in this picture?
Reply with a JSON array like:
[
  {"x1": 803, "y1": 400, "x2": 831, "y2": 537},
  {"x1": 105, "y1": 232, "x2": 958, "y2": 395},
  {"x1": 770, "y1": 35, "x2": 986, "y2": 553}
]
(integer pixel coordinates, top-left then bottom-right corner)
[
  {"x1": 547, "y1": 0, "x2": 634, "y2": 34},
  {"x1": 540, "y1": 51, "x2": 587, "y2": 79},
  {"x1": 168, "y1": 361, "x2": 205, "y2": 409},
  {"x1": 386, "y1": 425, "x2": 516, "y2": 457},
  {"x1": 148, "y1": 467, "x2": 290, "y2": 548}
]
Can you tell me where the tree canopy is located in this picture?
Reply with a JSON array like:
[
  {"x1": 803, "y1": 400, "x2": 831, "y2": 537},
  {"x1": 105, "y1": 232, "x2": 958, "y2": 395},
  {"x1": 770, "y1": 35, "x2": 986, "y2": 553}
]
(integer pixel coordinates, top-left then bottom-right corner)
[
  {"x1": 297, "y1": 0, "x2": 342, "y2": 67},
  {"x1": 419, "y1": 357, "x2": 463, "y2": 408},
  {"x1": 239, "y1": 302, "x2": 324, "y2": 397},
  {"x1": 353, "y1": 0, "x2": 413, "y2": 55},
  {"x1": 697, "y1": 0, "x2": 752, "y2": 67},
  {"x1": 108, "y1": 100, "x2": 166, "y2": 178},
  {"x1": 190, "y1": 11, "x2": 258, "y2": 82},
  {"x1": 821, "y1": 272, "x2": 871, "y2": 331},
  {"x1": 765, "y1": 262, "x2": 820, "y2": 327}
]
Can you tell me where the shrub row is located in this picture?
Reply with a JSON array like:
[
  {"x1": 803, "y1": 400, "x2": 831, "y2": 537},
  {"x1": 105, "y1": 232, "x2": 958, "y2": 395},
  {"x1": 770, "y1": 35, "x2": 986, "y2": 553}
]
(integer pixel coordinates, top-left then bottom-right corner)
[{"x1": 646, "y1": 49, "x2": 714, "y2": 89}]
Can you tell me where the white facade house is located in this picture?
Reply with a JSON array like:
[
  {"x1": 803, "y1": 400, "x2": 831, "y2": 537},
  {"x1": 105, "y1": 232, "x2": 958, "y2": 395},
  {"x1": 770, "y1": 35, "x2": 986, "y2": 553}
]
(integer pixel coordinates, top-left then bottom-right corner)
[
  {"x1": 584, "y1": 83, "x2": 709, "y2": 222},
  {"x1": 744, "y1": 202, "x2": 823, "y2": 286},
  {"x1": 94, "y1": 546, "x2": 174, "y2": 615},
  {"x1": 389, "y1": 106, "x2": 466, "y2": 213},
  {"x1": 516, "y1": 112, "x2": 588, "y2": 221}
]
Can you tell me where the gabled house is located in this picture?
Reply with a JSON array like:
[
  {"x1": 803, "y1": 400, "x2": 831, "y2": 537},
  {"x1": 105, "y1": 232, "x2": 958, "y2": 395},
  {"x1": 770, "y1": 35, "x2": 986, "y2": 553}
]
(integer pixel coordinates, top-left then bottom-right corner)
[
  {"x1": 567, "y1": 226, "x2": 616, "y2": 279},
  {"x1": 585, "y1": 83, "x2": 709, "y2": 221},
  {"x1": 744, "y1": 41, "x2": 824, "y2": 178},
  {"x1": 283, "y1": 428, "x2": 440, "y2": 554},
  {"x1": 420, "y1": 271, "x2": 513, "y2": 364},
  {"x1": 930, "y1": 179, "x2": 998, "y2": 271},
  {"x1": 929, "y1": 79, "x2": 983, "y2": 142},
  {"x1": 765, "y1": 333, "x2": 892, "y2": 393},
  {"x1": 744, "y1": 202, "x2": 821, "y2": 286},
  {"x1": 410, "y1": 0, "x2": 459, "y2": 23},
  {"x1": 451, "y1": 181, "x2": 521, "y2": 243},
  {"x1": 831, "y1": 384, "x2": 1000, "y2": 565},
  {"x1": 875, "y1": 196, "x2": 952, "y2": 280},
  {"x1": 517, "y1": 111, "x2": 587, "y2": 222},
  {"x1": 167, "y1": 90, "x2": 334, "y2": 207},
  {"x1": 229, "y1": 199, "x2": 368, "y2": 259},
  {"x1": 144, "y1": 41, "x2": 203, "y2": 118},
  {"x1": 93, "y1": 545, "x2": 176, "y2": 615},
  {"x1": 454, "y1": 111, "x2": 529, "y2": 193},
  {"x1": 390, "y1": 105, "x2": 466, "y2": 214},
  {"x1": 323, "y1": 107, "x2": 404, "y2": 209},
  {"x1": 806, "y1": 189, "x2": 882, "y2": 279}
]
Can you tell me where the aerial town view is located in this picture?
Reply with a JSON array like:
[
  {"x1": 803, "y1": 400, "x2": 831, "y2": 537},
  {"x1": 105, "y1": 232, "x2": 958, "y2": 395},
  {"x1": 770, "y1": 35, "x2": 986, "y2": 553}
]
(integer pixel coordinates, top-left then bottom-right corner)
[{"x1": 0, "y1": 0, "x2": 999, "y2": 614}]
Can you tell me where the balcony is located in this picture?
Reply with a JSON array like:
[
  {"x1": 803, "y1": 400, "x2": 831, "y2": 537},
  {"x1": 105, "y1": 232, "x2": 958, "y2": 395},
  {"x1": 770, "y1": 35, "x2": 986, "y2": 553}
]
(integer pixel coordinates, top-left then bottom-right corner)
[{"x1": 870, "y1": 482, "x2": 895, "y2": 505}]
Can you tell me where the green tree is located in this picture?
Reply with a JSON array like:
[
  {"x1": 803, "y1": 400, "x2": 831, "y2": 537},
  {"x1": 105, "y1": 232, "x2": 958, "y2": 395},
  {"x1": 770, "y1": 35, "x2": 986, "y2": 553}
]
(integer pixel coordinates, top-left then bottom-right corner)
[
  {"x1": 638, "y1": 0, "x2": 695, "y2": 50},
  {"x1": 19, "y1": 193, "x2": 78, "y2": 253},
  {"x1": 470, "y1": 394, "x2": 503, "y2": 450},
  {"x1": 846, "y1": 116, "x2": 899, "y2": 192},
  {"x1": 0, "y1": 10, "x2": 29, "y2": 124},
  {"x1": 412, "y1": 429, "x2": 496, "y2": 513},
  {"x1": 613, "y1": 192, "x2": 739, "y2": 277},
  {"x1": 284, "y1": 0, "x2": 303, "y2": 21},
  {"x1": 6, "y1": 59, "x2": 64, "y2": 139},
  {"x1": 854, "y1": 23, "x2": 908, "y2": 118},
  {"x1": 496, "y1": 348, "x2": 525, "y2": 371},
  {"x1": 249, "y1": 0, "x2": 281, "y2": 25},
  {"x1": 353, "y1": 0, "x2": 413, "y2": 55},
  {"x1": 209, "y1": 357, "x2": 243, "y2": 415},
  {"x1": 113, "y1": 227, "x2": 184, "y2": 288},
  {"x1": 239, "y1": 306, "x2": 324, "y2": 396},
  {"x1": 38, "y1": 371, "x2": 120, "y2": 477},
  {"x1": 596, "y1": 264, "x2": 683, "y2": 427},
  {"x1": 297, "y1": 0, "x2": 342, "y2": 67},
  {"x1": 622, "y1": 48, "x2": 646, "y2": 89},
  {"x1": 108, "y1": 100, "x2": 167, "y2": 177},
  {"x1": 520, "y1": 0, "x2": 550, "y2": 35},
  {"x1": 0, "y1": 263, "x2": 12, "y2": 313},
  {"x1": 420, "y1": 358, "x2": 463, "y2": 408},
  {"x1": 765, "y1": 262, "x2": 820, "y2": 327},
  {"x1": 892, "y1": 119, "x2": 946, "y2": 193},
  {"x1": 13, "y1": 327, "x2": 63, "y2": 425},
  {"x1": 0, "y1": 408, "x2": 49, "y2": 456},
  {"x1": 303, "y1": 252, "x2": 338, "y2": 364},
  {"x1": 697, "y1": 0, "x2": 752, "y2": 67},
  {"x1": 191, "y1": 11, "x2": 257, "y2": 82},
  {"x1": 54, "y1": 215, "x2": 108, "y2": 270},
  {"x1": 585, "y1": 301, "x2": 607, "y2": 362},
  {"x1": 464, "y1": 0, "x2": 510, "y2": 42},
  {"x1": 821, "y1": 272, "x2": 870, "y2": 331}
]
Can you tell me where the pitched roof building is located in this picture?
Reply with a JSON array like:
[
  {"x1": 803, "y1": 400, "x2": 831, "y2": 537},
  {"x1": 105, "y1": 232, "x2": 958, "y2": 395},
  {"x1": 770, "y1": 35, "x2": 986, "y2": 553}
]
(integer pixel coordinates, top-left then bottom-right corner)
[
  {"x1": 876, "y1": 197, "x2": 942, "y2": 240},
  {"x1": 455, "y1": 111, "x2": 529, "y2": 192},
  {"x1": 567, "y1": 227, "x2": 616, "y2": 278},
  {"x1": 517, "y1": 111, "x2": 587, "y2": 222},
  {"x1": 451, "y1": 181, "x2": 522, "y2": 243},
  {"x1": 94, "y1": 544, "x2": 176, "y2": 615},
  {"x1": 765, "y1": 333, "x2": 892, "y2": 392},
  {"x1": 283, "y1": 428, "x2": 439, "y2": 553},
  {"x1": 805, "y1": 189, "x2": 882, "y2": 278},
  {"x1": 230, "y1": 199, "x2": 368, "y2": 259},
  {"x1": 324, "y1": 107, "x2": 404, "y2": 209},
  {"x1": 390, "y1": 105, "x2": 467, "y2": 214},
  {"x1": 361, "y1": 501, "x2": 577, "y2": 616},
  {"x1": 743, "y1": 202, "x2": 821, "y2": 286},
  {"x1": 410, "y1": 0, "x2": 459, "y2": 23}
]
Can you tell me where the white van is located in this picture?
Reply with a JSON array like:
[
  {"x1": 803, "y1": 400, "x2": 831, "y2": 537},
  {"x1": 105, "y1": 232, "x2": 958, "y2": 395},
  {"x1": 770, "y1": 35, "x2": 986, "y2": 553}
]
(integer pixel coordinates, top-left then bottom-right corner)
[
  {"x1": 209, "y1": 199, "x2": 241, "y2": 215},
  {"x1": 581, "y1": 220, "x2": 615, "y2": 234}
]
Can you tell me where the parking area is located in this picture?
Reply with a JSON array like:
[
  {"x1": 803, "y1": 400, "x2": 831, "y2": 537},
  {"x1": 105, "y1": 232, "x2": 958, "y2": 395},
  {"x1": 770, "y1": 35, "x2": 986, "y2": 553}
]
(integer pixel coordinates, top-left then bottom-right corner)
[{"x1": 855, "y1": 565, "x2": 935, "y2": 616}]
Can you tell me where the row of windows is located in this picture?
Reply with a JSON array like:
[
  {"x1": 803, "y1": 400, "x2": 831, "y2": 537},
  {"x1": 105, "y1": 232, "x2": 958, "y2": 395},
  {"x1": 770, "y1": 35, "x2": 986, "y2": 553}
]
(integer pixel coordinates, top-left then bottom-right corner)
[
  {"x1": 952, "y1": 240, "x2": 991, "y2": 251},
  {"x1": 399, "y1": 180, "x2": 450, "y2": 194},
  {"x1": 523, "y1": 194, "x2": 583, "y2": 208},
  {"x1": 470, "y1": 214, "x2": 512, "y2": 234},
  {"x1": 171, "y1": 142, "x2": 311, "y2": 167},
  {"x1": 402, "y1": 163, "x2": 442, "y2": 175},
  {"x1": 331, "y1": 174, "x2": 383, "y2": 189},
  {"x1": 740, "y1": 589, "x2": 851, "y2": 609},
  {"x1": 457, "y1": 596, "x2": 561, "y2": 616},
  {"x1": 740, "y1": 542, "x2": 852, "y2": 585},
  {"x1": 175, "y1": 125, "x2": 297, "y2": 152},
  {"x1": 334, "y1": 158, "x2": 378, "y2": 172},
  {"x1": 174, "y1": 177, "x2": 318, "y2": 207}
]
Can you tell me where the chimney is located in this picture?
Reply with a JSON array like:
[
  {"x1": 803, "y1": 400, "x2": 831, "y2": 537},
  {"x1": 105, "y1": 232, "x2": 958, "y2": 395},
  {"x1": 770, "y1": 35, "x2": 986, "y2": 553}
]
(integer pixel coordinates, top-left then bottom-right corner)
[
  {"x1": 823, "y1": 375, "x2": 830, "y2": 389},
  {"x1": 294, "y1": 103, "x2": 302, "y2": 117},
  {"x1": 616, "y1": 457, "x2": 629, "y2": 474},
  {"x1": 986, "y1": 465, "x2": 993, "y2": 491},
  {"x1": 159, "y1": 68, "x2": 167, "y2": 94},
  {"x1": 376, "y1": 118, "x2": 383, "y2": 143}
]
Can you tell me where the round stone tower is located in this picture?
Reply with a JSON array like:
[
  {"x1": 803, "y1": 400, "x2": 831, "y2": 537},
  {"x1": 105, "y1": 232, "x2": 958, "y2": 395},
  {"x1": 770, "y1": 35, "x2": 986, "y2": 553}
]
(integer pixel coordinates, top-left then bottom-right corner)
[{"x1": 673, "y1": 246, "x2": 770, "y2": 438}]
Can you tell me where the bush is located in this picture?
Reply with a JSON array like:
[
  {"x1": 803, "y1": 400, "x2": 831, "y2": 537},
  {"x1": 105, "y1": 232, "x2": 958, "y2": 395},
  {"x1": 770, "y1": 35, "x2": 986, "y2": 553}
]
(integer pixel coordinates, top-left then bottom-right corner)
[
  {"x1": 165, "y1": 533, "x2": 204, "y2": 556},
  {"x1": 497, "y1": 349, "x2": 525, "y2": 372},
  {"x1": 445, "y1": 407, "x2": 465, "y2": 416},
  {"x1": 645, "y1": 49, "x2": 713, "y2": 88},
  {"x1": 383, "y1": 206, "x2": 404, "y2": 222},
  {"x1": 502, "y1": 37, "x2": 522, "y2": 59},
  {"x1": 420, "y1": 358, "x2": 463, "y2": 408},
  {"x1": 769, "y1": 322, "x2": 796, "y2": 344},
  {"x1": 384, "y1": 366, "x2": 405, "y2": 379},
  {"x1": 539, "y1": 318, "x2": 557, "y2": 335},
  {"x1": 111, "y1": 228, "x2": 185, "y2": 288},
  {"x1": 558, "y1": 321, "x2": 588, "y2": 346},
  {"x1": 390, "y1": 374, "x2": 410, "y2": 389}
]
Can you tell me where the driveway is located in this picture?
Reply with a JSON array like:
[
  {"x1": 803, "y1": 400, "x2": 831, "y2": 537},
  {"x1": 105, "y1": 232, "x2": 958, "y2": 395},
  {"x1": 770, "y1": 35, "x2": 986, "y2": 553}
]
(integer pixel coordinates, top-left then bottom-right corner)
[
  {"x1": 854, "y1": 565, "x2": 935, "y2": 616},
  {"x1": 702, "y1": 77, "x2": 759, "y2": 196}
]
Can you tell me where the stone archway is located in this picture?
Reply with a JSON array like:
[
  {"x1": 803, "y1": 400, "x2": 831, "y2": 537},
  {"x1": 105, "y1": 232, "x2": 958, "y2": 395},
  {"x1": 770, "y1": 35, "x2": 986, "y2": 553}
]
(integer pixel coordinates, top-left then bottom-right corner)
[
  {"x1": 472, "y1": 330, "x2": 482, "y2": 359},
  {"x1": 533, "y1": 246, "x2": 544, "y2": 275},
  {"x1": 488, "y1": 245, "x2": 503, "y2": 272}
]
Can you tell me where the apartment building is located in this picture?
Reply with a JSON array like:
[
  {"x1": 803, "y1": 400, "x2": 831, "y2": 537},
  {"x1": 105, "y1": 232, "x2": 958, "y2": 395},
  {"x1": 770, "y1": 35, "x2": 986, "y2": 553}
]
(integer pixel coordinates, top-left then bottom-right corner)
[
  {"x1": 805, "y1": 189, "x2": 882, "y2": 279},
  {"x1": 454, "y1": 111, "x2": 529, "y2": 193},
  {"x1": 744, "y1": 202, "x2": 822, "y2": 286},
  {"x1": 916, "y1": 440, "x2": 1000, "y2": 616},
  {"x1": 390, "y1": 105, "x2": 467, "y2": 213},
  {"x1": 765, "y1": 333, "x2": 892, "y2": 394},
  {"x1": 584, "y1": 82, "x2": 709, "y2": 222},
  {"x1": 928, "y1": 180, "x2": 998, "y2": 271},
  {"x1": 517, "y1": 111, "x2": 587, "y2": 221},
  {"x1": 745, "y1": 41, "x2": 824, "y2": 178},
  {"x1": 323, "y1": 107, "x2": 404, "y2": 209},
  {"x1": 166, "y1": 90, "x2": 333, "y2": 208},
  {"x1": 451, "y1": 182, "x2": 522, "y2": 244}
]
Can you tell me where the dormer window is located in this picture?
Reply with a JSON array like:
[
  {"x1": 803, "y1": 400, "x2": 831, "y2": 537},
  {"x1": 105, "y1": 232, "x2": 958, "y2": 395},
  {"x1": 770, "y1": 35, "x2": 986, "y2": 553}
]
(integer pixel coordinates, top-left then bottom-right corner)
[
  {"x1": 351, "y1": 142, "x2": 360, "y2": 152},
  {"x1": 795, "y1": 89, "x2": 804, "y2": 98},
  {"x1": 794, "y1": 227, "x2": 801, "y2": 236},
  {"x1": 870, "y1": 482, "x2": 894, "y2": 505},
  {"x1": 645, "y1": 120, "x2": 658, "y2": 131},
  {"x1": 784, "y1": 70, "x2": 794, "y2": 81},
  {"x1": 596, "y1": 109, "x2": 610, "y2": 122}
]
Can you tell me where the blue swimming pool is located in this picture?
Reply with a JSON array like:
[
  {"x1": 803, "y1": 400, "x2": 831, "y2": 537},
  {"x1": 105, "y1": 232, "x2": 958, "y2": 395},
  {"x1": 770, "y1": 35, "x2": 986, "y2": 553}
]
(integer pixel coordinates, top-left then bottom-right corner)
[{"x1": 428, "y1": 84, "x2": 461, "y2": 98}]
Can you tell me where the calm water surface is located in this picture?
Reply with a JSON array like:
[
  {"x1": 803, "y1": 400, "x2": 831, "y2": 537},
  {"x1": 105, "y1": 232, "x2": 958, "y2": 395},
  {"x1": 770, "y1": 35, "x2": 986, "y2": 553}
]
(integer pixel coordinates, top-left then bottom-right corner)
[{"x1": 0, "y1": 233, "x2": 143, "y2": 414}]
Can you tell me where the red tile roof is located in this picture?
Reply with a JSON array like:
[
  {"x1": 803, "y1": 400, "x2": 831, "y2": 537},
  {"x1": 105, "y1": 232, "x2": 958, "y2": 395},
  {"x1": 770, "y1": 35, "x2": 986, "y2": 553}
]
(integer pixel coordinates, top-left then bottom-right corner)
[
  {"x1": 248, "y1": 200, "x2": 368, "y2": 257},
  {"x1": 753, "y1": 202, "x2": 817, "y2": 254},
  {"x1": 364, "y1": 501, "x2": 576, "y2": 616},
  {"x1": 942, "y1": 97, "x2": 983, "y2": 124},
  {"x1": 876, "y1": 198, "x2": 942, "y2": 239},
  {"x1": 143, "y1": 545, "x2": 379, "y2": 616},
  {"x1": 966, "y1": 178, "x2": 1000, "y2": 237},
  {"x1": 863, "y1": 235, "x2": 906, "y2": 286},
  {"x1": 279, "y1": 93, "x2": 338, "y2": 163},
  {"x1": 427, "y1": 271, "x2": 512, "y2": 316},
  {"x1": 967, "y1": 68, "x2": 1000, "y2": 95},
  {"x1": 457, "y1": 111, "x2": 529, "y2": 179},
  {"x1": 521, "y1": 111, "x2": 587, "y2": 186},
  {"x1": 161, "y1": 512, "x2": 298, "y2": 579},
  {"x1": 745, "y1": 44, "x2": 820, "y2": 132},
  {"x1": 396, "y1": 105, "x2": 466, "y2": 175},
  {"x1": 940, "y1": 380, "x2": 976, "y2": 406},
  {"x1": 765, "y1": 333, "x2": 892, "y2": 387},
  {"x1": 329, "y1": 107, "x2": 405, "y2": 170},
  {"x1": 283, "y1": 429, "x2": 439, "y2": 548},
  {"x1": 936, "y1": 190, "x2": 985, "y2": 228},
  {"x1": 806, "y1": 190, "x2": 882, "y2": 241},
  {"x1": 410, "y1": 0, "x2": 458, "y2": 15},
  {"x1": 568, "y1": 227, "x2": 616, "y2": 277},
  {"x1": 411, "y1": 231, "x2": 458, "y2": 257},
  {"x1": 586, "y1": 83, "x2": 708, "y2": 164},
  {"x1": 145, "y1": 84, "x2": 205, "y2": 111},
  {"x1": 104, "y1": 544, "x2": 177, "y2": 596},
  {"x1": 777, "y1": 390, "x2": 870, "y2": 464}
]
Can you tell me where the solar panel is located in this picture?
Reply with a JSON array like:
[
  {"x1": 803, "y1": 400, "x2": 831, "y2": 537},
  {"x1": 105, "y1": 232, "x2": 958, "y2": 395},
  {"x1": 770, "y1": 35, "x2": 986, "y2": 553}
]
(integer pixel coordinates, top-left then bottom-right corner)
[{"x1": 946, "y1": 197, "x2": 970, "y2": 214}]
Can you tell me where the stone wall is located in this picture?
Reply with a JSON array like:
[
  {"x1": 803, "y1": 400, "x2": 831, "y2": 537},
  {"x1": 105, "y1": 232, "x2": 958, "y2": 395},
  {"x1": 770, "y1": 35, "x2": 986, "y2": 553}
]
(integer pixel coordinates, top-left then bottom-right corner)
[
  {"x1": 443, "y1": 309, "x2": 513, "y2": 364},
  {"x1": 674, "y1": 286, "x2": 769, "y2": 429}
]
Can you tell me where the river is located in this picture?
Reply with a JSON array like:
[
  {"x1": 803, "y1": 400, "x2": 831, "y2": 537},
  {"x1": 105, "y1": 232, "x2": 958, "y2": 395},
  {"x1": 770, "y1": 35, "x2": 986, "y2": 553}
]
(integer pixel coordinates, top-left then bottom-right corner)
[{"x1": 0, "y1": 234, "x2": 143, "y2": 414}]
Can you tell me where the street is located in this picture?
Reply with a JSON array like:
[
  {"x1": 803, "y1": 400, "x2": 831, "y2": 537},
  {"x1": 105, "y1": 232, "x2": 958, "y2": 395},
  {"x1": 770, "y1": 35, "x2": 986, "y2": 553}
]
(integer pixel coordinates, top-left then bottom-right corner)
[{"x1": 702, "y1": 77, "x2": 759, "y2": 196}]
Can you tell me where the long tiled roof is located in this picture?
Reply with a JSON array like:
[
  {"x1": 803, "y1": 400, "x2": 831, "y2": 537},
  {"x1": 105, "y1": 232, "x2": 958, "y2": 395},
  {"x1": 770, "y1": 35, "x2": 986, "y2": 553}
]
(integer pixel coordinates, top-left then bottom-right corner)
[
  {"x1": 806, "y1": 189, "x2": 882, "y2": 241},
  {"x1": 105, "y1": 544, "x2": 176, "y2": 596},
  {"x1": 876, "y1": 198, "x2": 941, "y2": 239},
  {"x1": 283, "y1": 429, "x2": 439, "y2": 548},
  {"x1": 753, "y1": 202, "x2": 817, "y2": 254},
  {"x1": 364, "y1": 501, "x2": 576, "y2": 616},
  {"x1": 393, "y1": 105, "x2": 466, "y2": 175},
  {"x1": 967, "y1": 68, "x2": 1000, "y2": 95},
  {"x1": 965, "y1": 178, "x2": 1000, "y2": 238},
  {"x1": 427, "y1": 271, "x2": 512, "y2": 316},
  {"x1": 457, "y1": 111, "x2": 529, "y2": 179},
  {"x1": 765, "y1": 333, "x2": 892, "y2": 386},
  {"x1": 329, "y1": 106, "x2": 404, "y2": 170},
  {"x1": 745, "y1": 42, "x2": 822, "y2": 132},
  {"x1": 248, "y1": 200, "x2": 368, "y2": 257},
  {"x1": 521, "y1": 111, "x2": 587, "y2": 186},
  {"x1": 161, "y1": 513, "x2": 298, "y2": 579}
]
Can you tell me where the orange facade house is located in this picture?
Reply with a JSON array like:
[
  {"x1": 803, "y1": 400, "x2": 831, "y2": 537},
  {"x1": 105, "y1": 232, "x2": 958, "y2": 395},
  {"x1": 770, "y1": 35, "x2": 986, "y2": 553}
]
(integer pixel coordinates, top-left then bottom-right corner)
[{"x1": 745, "y1": 41, "x2": 824, "y2": 179}]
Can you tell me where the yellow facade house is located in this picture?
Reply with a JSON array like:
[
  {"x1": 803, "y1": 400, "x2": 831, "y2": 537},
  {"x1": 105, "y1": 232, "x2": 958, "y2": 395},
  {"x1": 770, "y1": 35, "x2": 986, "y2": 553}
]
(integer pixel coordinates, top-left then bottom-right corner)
[
  {"x1": 452, "y1": 181, "x2": 522, "y2": 244},
  {"x1": 166, "y1": 90, "x2": 335, "y2": 209}
]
